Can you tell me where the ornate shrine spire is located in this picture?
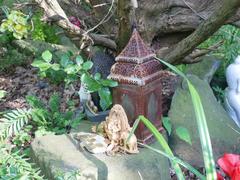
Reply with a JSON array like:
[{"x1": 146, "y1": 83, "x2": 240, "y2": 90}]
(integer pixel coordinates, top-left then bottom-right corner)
[
  {"x1": 116, "y1": 29, "x2": 155, "y2": 64},
  {"x1": 108, "y1": 29, "x2": 162, "y2": 86}
]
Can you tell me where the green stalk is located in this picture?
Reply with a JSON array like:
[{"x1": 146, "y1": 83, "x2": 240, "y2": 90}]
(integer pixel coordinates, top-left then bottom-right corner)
[
  {"x1": 155, "y1": 57, "x2": 217, "y2": 179},
  {"x1": 138, "y1": 142, "x2": 205, "y2": 180},
  {"x1": 129, "y1": 116, "x2": 185, "y2": 180}
]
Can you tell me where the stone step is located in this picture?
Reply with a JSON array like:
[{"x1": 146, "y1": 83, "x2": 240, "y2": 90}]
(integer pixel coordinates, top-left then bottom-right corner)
[{"x1": 30, "y1": 121, "x2": 170, "y2": 180}]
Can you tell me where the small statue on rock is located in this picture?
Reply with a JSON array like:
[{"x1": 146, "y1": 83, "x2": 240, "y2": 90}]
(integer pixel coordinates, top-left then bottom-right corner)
[
  {"x1": 92, "y1": 104, "x2": 139, "y2": 155},
  {"x1": 224, "y1": 55, "x2": 240, "y2": 127}
]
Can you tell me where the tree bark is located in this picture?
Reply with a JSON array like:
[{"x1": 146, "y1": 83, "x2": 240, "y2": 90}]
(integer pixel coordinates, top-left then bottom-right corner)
[
  {"x1": 164, "y1": 0, "x2": 240, "y2": 64},
  {"x1": 117, "y1": 0, "x2": 132, "y2": 52}
]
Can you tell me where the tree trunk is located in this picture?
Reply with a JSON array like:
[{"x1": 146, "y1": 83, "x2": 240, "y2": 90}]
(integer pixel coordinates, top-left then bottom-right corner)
[
  {"x1": 116, "y1": 0, "x2": 132, "y2": 52},
  {"x1": 36, "y1": 0, "x2": 240, "y2": 64},
  {"x1": 165, "y1": 0, "x2": 240, "y2": 64}
]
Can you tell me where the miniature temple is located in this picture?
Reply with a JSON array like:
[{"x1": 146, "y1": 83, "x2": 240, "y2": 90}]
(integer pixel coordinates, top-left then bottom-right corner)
[{"x1": 108, "y1": 29, "x2": 164, "y2": 144}]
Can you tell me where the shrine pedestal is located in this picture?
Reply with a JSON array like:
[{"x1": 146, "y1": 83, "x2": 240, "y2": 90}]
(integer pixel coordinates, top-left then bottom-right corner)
[{"x1": 112, "y1": 78, "x2": 163, "y2": 144}]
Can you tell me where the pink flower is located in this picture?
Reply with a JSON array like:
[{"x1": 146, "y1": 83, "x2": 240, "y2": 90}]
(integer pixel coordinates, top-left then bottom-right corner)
[
  {"x1": 69, "y1": 16, "x2": 82, "y2": 28},
  {"x1": 217, "y1": 153, "x2": 240, "y2": 180}
]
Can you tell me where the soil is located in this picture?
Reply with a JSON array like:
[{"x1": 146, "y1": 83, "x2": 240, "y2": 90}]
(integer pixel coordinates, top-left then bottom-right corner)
[{"x1": 0, "y1": 66, "x2": 80, "y2": 111}]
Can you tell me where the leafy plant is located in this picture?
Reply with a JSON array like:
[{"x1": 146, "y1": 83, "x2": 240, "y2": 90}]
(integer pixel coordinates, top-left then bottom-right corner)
[
  {"x1": 130, "y1": 116, "x2": 204, "y2": 179},
  {"x1": 0, "y1": 109, "x2": 43, "y2": 179},
  {"x1": 163, "y1": 117, "x2": 192, "y2": 145},
  {"x1": 199, "y1": 25, "x2": 240, "y2": 78},
  {"x1": 32, "y1": 50, "x2": 118, "y2": 110},
  {"x1": 31, "y1": 12, "x2": 60, "y2": 44},
  {"x1": 0, "y1": 109, "x2": 32, "y2": 139},
  {"x1": 0, "y1": 8, "x2": 30, "y2": 39},
  {"x1": 212, "y1": 86, "x2": 225, "y2": 104},
  {"x1": 26, "y1": 94, "x2": 84, "y2": 134},
  {"x1": 158, "y1": 57, "x2": 217, "y2": 179},
  {"x1": 55, "y1": 169, "x2": 82, "y2": 180},
  {"x1": 12, "y1": 125, "x2": 32, "y2": 147}
]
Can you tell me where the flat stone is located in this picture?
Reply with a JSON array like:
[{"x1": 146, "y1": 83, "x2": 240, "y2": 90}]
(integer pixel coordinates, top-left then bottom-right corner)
[
  {"x1": 75, "y1": 132, "x2": 108, "y2": 154},
  {"x1": 168, "y1": 75, "x2": 240, "y2": 167},
  {"x1": 30, "y1": 121, "x2": 170, "y2": 180}
]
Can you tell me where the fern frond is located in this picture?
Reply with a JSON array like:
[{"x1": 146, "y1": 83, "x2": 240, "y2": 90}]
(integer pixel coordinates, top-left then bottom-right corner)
[
  {"x1": 0, "y1": 109, "x2": 32, "y2": 139},
  {"x1": 0, "y1": 148, "x2": 44, "y2": 179},
  {"x1": 49, "y1": 93, "x2": 60, "y2": 113}
]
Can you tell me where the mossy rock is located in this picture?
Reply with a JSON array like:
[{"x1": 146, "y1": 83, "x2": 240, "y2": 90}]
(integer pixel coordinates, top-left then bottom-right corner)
[{"x1": 168, "y1": 75, "x2": 240, "y2": 167}]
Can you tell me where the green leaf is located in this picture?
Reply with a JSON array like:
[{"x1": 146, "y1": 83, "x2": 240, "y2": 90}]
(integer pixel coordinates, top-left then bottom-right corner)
[
  {"x1": 76, "y1": 55, "x2": 84, "y2": 66},
  {"x1": 82, "y1": 61, "x2": 93, "y2": 70},
  {"x1": 49, "y1": 93, "x2": 60, "y2": 113},
  {"x1": 81, "y1": 73, "x2": 102, "y2": 92},
  {"x1": 94, "y1": 73, "x2": 101, "y2": 80},
  {"x1": 42, "y1": 50, "x2": 52, "y2": 62},
  {"x1": 31, "y1": 60, "x2": 51, "y2": 71},
  {"x1": 51, "y1": 63, "x2": 60, "y2": 71},
  {"x1": 60, "y1": 54, "x2": 70, "y2": 67},
  {"x1": 26, "y1": 95, "x2": 45, "y2": 109},
  {"x1": 155, "y1": 57, "x2": 217, "y2": 180},
  {"x1": 98, "y1": 87, "x2": 112, "y2": 111},
  {"x1": 162, "y1": 117, "x2": 172, "y2": 135},
  {"x1": 100, "y1": 79, "x2": 118, "y2": 87},
  {"x1": 64, "y1": 65, "x2": 77, "y2": 74},
  {"x1": 0, "y1": 90, "x2": 6, "y2": 99},
  {"x1": 176, "y1": 126, "x2": 192, "y2": 145}
]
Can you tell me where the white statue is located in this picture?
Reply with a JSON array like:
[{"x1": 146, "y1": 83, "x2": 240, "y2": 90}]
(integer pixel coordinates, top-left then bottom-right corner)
[
  {"x1": 225, "y1": 55, "x2": 240, "y2": 127},
  {"x1": 78, "y1": 83, "x2": 91, "y2": 104}
]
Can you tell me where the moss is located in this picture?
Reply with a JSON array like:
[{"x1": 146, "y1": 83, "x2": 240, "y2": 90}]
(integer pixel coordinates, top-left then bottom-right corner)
[{"x1": 0, "y1": 46, "x2": 31, "y2": 72}]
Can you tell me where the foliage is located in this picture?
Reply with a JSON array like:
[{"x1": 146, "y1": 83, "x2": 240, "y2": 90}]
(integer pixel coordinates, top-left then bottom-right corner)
[
  {"x1": 200, "y1": 25, "x2": 240, "y2": 77},
  {"x1": 130, "y1": 116, "x2": 204, "y2": 180},
  {"x1": 55, "y1": 169, "x2": 82, "y2": 180},
  {"x1": 175, "y1": 126, "x2": 192, "y2": 145},
  {"x1": 31, "y1": 12, "x2": 60, "y2": 44},
  {"x1": 26, "y1": 93, "x2": 84, "y2": 134},
  {"x1": 0, "y1": 46, "x2": 30, "y2": 72},
  {"x1": 212, "y1": 86, "x2": 225, "y2": 104},
  {"x1": 157, "y1": 57, "x2": 217, "y2": 179},
  {"x1": 162, "y1": 117, "x2": 192, "y2": 145},
  {"x1": 12, "y1": 125, "x2": 32, "y2": 147},
  {"x1": 32, "y1": 50, "x2": 118, "y2": 110},
  {"x1": 0, "y1": 8, "x2": 30, "y2": 39},
  {"x1": 128, "y1": 58, "x2": 217, "y2": 179},
  {"x1": 0, "y1": 149, "x2": 43, "y2": 179},
  {"x1": 0, "y1": 109, "x2": 32, "y2": 139},
  {"x1": 0, "y1": 109, "x2": 43, "y2": 180}
]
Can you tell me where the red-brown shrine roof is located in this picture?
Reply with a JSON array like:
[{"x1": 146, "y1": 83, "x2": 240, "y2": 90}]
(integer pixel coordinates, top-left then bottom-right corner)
[
  {"x1": 115, "y1": 29, "x2": 155, "y2": 64},
  {"x1": 108, "y1": 29, "x2": 162, "y2": 86}
]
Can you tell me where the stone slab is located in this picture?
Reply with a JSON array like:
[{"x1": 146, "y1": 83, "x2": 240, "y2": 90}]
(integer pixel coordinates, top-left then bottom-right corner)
[
  {"x1": 168, "y1": 75, "x2": 240, "y2": 167},
  {"x1": 30, "y1": 121, "x2": 170, "y2": 180}
]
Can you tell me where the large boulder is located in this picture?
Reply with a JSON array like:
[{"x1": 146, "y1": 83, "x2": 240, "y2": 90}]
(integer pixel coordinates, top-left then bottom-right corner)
[
  {"x1": 185, "y1": 56, "x2": 221, "y2": 83},
  {"x1": 30, "y1": 121, "x2": 170, "y2": 180},
  {"x1": 168, "y1": 75, "x2": 240, "y2": 167}
]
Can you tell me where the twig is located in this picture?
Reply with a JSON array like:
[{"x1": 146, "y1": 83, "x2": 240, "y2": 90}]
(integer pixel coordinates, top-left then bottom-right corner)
[
  {"x1": 35, "y1": 0, "x2": 116, "y2": 50},
  {"x1": 84, "y1": 0, "x2": 115, "y2": 35}
]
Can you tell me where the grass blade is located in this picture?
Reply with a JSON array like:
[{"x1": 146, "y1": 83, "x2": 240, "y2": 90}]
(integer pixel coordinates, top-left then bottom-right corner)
[
  {"x1": 138, "y1": 142, "x2": 206, "y2": 180},
  {"x1": 155, "y1": 56, "x2": 217, "y2": 179},
  {"x1": 129, "y1": 116, "x2": 185, "y2": 180}
]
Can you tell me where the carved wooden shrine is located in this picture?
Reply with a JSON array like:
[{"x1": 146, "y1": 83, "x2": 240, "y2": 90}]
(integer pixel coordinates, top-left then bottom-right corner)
[{"x1": 108, "y1": 29, "x2": 164, "y2": 144}]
